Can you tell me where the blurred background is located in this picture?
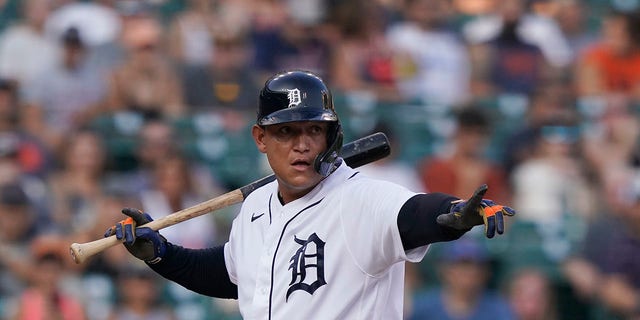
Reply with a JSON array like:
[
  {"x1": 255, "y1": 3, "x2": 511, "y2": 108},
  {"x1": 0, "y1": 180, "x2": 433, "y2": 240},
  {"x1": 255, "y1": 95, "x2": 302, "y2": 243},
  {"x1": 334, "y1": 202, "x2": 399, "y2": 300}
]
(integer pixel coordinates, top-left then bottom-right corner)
[{"x1": 0, "y1": 0, "x2": 639, "y2": 319}]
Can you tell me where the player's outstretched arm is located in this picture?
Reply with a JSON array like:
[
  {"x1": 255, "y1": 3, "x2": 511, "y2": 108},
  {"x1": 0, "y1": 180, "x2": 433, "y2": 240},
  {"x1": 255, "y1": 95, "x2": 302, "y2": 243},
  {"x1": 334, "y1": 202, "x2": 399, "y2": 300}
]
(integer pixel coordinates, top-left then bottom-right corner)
[
  {"x1": 436, "y1": 184, "x2": 516, "y2": 238},
  {"x1": 397, "y1": 184, "x2": 516, "y2": 250},
  {"x1": 398, "y1": 192, "x2": 468, "y2": 250}
]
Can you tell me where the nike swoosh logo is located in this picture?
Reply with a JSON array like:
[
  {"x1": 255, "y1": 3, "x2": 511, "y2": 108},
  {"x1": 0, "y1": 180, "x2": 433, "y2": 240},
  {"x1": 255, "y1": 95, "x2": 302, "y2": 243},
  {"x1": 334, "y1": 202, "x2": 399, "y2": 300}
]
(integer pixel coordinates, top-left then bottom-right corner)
[{"x1": 251, "y1": 212, "x2": 265, "y2": 222}]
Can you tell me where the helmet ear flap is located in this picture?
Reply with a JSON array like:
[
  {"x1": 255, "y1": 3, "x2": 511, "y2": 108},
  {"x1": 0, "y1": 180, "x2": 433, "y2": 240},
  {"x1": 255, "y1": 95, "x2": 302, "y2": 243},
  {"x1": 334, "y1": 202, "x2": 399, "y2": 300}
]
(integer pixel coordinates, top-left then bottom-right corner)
[{"x1": 314, "y1": 123, "x2": 343, "y2": 177}]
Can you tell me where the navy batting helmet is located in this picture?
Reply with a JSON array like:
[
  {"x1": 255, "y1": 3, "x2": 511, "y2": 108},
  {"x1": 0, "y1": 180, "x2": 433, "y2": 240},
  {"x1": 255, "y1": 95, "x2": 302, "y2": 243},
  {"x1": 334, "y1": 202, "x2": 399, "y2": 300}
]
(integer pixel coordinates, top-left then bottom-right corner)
[{"x1": 257, "y1": 70, "x2": 343, "y2": 176}]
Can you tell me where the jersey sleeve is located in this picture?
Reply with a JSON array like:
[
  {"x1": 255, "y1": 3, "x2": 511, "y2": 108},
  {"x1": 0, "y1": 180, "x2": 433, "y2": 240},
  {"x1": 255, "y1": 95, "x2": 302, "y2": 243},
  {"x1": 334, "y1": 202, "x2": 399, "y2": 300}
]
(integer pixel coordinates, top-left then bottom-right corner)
[{"x1": 338, "y1": 179, "x2": 426, "y2": 275}]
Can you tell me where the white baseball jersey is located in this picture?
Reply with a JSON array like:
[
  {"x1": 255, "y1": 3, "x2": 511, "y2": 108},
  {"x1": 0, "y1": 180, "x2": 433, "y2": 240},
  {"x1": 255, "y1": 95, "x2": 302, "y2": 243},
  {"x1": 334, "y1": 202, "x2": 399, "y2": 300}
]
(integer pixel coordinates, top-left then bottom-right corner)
[{"x1": 224, "y1": 163, "x2": 429, "y2": 319}]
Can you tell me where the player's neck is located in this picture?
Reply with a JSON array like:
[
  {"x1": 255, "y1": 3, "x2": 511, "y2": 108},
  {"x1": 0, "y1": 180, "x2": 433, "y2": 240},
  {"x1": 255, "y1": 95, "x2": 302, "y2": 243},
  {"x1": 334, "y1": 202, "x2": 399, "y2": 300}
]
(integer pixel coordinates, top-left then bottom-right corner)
[{"x1": 277, "y1": 181, "x2": 321, "y2": 204}]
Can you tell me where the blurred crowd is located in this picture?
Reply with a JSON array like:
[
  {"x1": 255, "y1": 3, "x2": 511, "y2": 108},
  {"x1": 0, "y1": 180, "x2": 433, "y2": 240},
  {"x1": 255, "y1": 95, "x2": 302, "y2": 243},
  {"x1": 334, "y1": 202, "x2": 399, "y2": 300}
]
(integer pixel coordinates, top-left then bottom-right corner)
[{"x1": 0, "y1": 0, "x2": 639, "y2": 319}]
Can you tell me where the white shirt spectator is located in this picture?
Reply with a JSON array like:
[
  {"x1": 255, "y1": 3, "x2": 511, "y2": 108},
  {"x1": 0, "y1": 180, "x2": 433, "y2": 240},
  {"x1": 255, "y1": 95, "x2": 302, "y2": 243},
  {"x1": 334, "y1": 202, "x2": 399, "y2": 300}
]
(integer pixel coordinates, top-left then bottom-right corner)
[
  {"x1": 0, "y1": 25, "x2": 60, "y2": 88},
  {"x1": 387, "y1": 22, "x2": 471, "y2": 106},
  {"x1": 463, "y1": 14, "x2": 573, "y2": 68}
]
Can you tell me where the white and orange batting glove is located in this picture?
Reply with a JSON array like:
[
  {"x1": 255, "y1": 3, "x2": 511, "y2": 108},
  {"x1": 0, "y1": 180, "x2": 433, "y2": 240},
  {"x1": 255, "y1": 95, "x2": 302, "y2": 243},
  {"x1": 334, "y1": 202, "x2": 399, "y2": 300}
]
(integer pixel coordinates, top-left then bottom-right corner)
[{"x1": 436, "y1": 184, "x2": 516, "y2": 238}]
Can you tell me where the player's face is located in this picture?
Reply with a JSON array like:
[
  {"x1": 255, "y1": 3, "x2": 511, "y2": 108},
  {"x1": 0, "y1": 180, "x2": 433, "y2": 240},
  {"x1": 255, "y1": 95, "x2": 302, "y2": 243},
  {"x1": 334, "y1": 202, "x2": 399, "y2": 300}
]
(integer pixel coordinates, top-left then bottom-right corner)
[{"x1": 253, "y1": 121, "x2": 328, "y2": 203}]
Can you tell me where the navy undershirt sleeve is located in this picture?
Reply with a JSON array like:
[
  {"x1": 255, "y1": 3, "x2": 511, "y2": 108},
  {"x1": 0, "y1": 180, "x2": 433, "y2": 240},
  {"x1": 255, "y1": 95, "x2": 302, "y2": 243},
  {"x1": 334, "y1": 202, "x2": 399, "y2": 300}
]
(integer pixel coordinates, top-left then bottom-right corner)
[
  {"x1": 148, "y1": 243, "x2": 238, "y2": 299},
  {"x1": 397, "y1": 193, "x2": 470, "y2": 250}
]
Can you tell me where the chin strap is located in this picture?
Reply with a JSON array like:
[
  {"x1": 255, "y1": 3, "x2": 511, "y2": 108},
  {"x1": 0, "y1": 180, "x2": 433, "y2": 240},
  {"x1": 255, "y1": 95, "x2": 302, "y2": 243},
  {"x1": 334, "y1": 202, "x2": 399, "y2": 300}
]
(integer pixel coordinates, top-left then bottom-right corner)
[
  {"x1": 315, "y1": 155, "x2": 342, "y2": 177},
  {"x1": 314, "y1": 124, "x2": 343, "y2": 177}
]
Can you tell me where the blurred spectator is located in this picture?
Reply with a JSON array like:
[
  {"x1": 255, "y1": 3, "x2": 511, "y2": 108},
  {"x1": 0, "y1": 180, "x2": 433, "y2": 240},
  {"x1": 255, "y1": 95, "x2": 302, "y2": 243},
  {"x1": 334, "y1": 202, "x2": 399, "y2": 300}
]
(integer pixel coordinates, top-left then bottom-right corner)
[
  {"x1": 250, "y1": 2, "x2": 332, "y2": 81},
  {"x1": 501, "y1": 81, "x2": 576, "y2": 175},
  {"x1": 110, "y1": 117, "x2": 177, "y2": 194},
  {"x1": 117, "y1": 117, "x2": 222, "y2": 197},
  {"x1": 0, "y1": 131, "x2": 51, "y2": 230},
  {"x1": 0, "y1": 123, "x2": 24, "y2": 185},
  {"x1": 506, "y1": 113, "x2": 593, "y2": 284},
  {"x1": 250, "y1": 0, "x2": 289, "y2": 33},
  {"x1": 597, "y1": 175, "x2": 640, "y2": 319},
  {"x1": 574, "y1": 9, "x2": 640, "y2": 100},
  {"x1": 0, "y1": 183, "x2": 40, "y2": 303},
  {"x1": 386, "y1": 0, "x2": 471, "y2": 106},
  {"x1": 0, "y1": 0, "x2": 59, "y2": 90},
  {"x1": 108, "y1": 264, "x2": 175, "y2": 320},
  {"x1": 12, "y1": 235, "x2": 86, "y2": 320},
  {"x1": 0, "y1": 78, "x2": 52, "y2": 178},
  {"x1": 43, "y1": 1, "x2": 125, "y2": 75},
  {"x1": 47, "y1": 130, "x2": 108, "y2": 235},
  {"x1": 406, "y1": 237, "x2": 514, "y2": 320},
  {"x1": 553, "y1": 0, "x2": 597, "y2": 62},
  {"x1": 167, "y1": 0, "x2": 251, "y2": 68},
  {"x1": 463, "y1": 0, "x2": 572, "y2": 97},
  {"x1": 180, "y1": 32, "x2": 258, "y2": 112},
  {"x1": 166, "y1": 0, "x2": 217, "y2": 67},
  {"x1": 581, "y1": 96, "x2": 640, "y2": 186},
  {"x1": 282, "y1": 0, "x2": 330, "y2": 27},
  {"x1": 463, "y1": 0, "x2": 572, "y2": 69},
  {"x1": 505, "y1": 268, "x2": 558, "y2": 320},
  {"x1": 0, "y1": 182, "x2": 38, "y2": 242},
  {"x1": 138, "y1": 155, "x2": 219, "y2": 248},
  {"x1": 510, "y1": 120, "x2": 592, "y2": 225},
  {"x1": 329, "y1": 1, "x2": 401, "y2": 102},
  {"x1": 105, "y1": 16, "x2": 184, "y2": 119},
  {"x1": 560, "y1": 166, "x2": 632, "y2": 319},
  {"x1": 357, "y1": 122, "x2": 426, "y2": 193},
  {"x1": 418, "y1": 107, "x2": 509, "y2": 203},
  {"x1": 22, "y1": 26, "x2": 109, "y2": 152}
]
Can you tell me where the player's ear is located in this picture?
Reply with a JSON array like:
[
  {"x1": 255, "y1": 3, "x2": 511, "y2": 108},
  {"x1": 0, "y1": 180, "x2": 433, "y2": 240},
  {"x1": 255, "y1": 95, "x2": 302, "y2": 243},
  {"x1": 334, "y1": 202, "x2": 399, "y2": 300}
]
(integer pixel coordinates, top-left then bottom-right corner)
[{"x1": 252, "y1": 124, "x2": 267, "y2": 153}]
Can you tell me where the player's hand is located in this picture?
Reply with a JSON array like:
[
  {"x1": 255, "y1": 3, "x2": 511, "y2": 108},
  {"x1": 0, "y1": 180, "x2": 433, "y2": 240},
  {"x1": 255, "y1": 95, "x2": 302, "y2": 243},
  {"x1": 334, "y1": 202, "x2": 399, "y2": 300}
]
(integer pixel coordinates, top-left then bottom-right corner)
[
  {"x1": 436, "y1": 184, "x2": 516, "y2": 238},
  {"x1": 104, "y1": 208, "x2": 166, "y2": 264}
]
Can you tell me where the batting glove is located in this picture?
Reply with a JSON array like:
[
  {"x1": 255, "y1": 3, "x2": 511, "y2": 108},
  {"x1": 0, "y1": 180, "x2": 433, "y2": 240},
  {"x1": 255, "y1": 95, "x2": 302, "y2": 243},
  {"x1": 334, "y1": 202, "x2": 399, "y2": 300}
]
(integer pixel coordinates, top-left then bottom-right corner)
[
  {"x1": 436, "y1": 184, "x2": 516, "y2": 238},
  {"x1": 104, "y1": 208, "x2": 166, "y2": 264}
]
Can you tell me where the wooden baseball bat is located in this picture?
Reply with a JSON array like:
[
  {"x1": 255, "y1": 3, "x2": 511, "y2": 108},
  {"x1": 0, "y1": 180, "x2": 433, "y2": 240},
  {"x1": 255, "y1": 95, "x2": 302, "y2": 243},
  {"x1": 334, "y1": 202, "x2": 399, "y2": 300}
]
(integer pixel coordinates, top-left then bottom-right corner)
[{"x1": 70, "y1": 132, "x2": 390, "y2": 264}]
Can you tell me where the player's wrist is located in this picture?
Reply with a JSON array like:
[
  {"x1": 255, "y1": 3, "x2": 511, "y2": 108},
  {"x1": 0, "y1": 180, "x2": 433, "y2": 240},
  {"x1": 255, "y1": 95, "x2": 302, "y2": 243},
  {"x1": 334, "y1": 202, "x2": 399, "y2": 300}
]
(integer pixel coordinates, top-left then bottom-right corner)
[
  {"x1": 126, "y1": 228, "x2": 167, "y2": 262},
  {"x1": 148, "y1": 233, "x2": 167, "y2": 263}
]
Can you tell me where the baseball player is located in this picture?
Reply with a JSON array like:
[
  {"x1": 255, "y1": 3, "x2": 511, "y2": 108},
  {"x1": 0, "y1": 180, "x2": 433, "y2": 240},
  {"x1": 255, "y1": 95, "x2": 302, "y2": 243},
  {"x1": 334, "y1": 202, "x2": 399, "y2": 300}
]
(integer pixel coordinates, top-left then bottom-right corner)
[{"x1": 105, "y1": 70, "x2": 515, "y2": 319}]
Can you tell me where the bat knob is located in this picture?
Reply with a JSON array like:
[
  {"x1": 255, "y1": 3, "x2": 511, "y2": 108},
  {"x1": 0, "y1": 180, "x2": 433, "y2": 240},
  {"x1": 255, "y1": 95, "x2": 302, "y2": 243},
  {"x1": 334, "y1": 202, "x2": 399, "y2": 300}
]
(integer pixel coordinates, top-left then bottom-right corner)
[{"x1": 69, "y1": 243, "x2": 83, "y2": 264}]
